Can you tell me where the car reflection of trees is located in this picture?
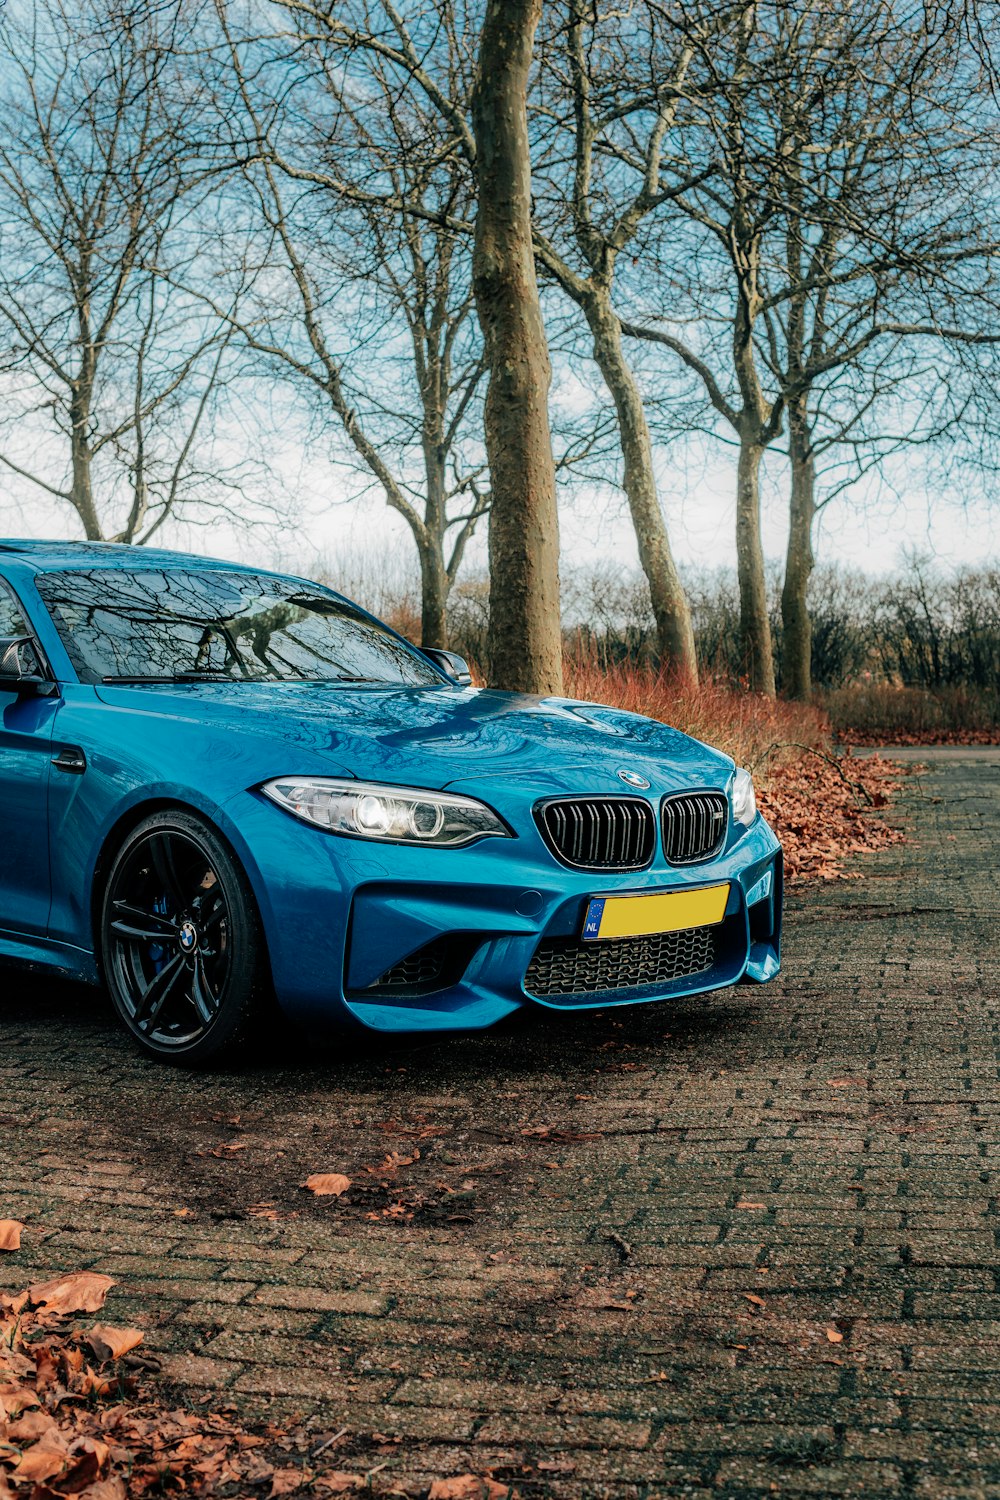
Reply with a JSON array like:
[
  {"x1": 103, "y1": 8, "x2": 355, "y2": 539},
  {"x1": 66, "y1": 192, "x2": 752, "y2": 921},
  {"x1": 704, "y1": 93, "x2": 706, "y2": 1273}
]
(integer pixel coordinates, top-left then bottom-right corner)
[
  {"x1": 36, "y1": 570, "x2": 436, "y2": 686},
  {"x1": 37, "y1": 568, "x2": 692, "y2": 780},
  {"x1": 370, "y1": 685, "x2": 656, "y2": 757}
]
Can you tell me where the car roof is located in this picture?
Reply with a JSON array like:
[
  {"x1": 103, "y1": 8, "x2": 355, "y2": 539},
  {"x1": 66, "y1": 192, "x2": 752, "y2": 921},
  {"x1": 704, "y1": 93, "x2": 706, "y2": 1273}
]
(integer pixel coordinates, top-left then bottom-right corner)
[{"x1": 0, "y1": 539, "x2": 272, "y2": 576}]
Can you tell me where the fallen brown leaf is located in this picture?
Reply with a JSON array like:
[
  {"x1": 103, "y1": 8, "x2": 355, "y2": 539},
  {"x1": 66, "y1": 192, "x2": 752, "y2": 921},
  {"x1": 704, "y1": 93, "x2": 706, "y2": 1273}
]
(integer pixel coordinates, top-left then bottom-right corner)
[
  {"x1": 0, "y1": 1382, "x2": 40, "y2": 1417},
  {"x1": 315, "y1": 1475, "x2": 364, "y2": 1495},
  {"x1": 14, "y1": 1443, "x2": 68, "y2": 1484},
  {"x1": 825, "y1": 1326, "x2": 845, "y2": 1343},
  {"x1": 268, "y1": 1466, "x2": 309, "y2": 1496},
  {"x1": 7, "y1": 1409, "x2": 57, "y2": 1442},
  {"x1": 61, "y1": 1435, "x2": 111, "y2": 1491},
  {"x1": 428, "y1": 1478, "x2": 509, "y2": 1500},
  {"x1": 28, "y1": 1272, "x2": 115, "y2": 1315},
  {"x1": 0, "y1": 1219, "x2": 23, "y2": 1251},
  {"x1": 384, "y1": 1149, "x2": 420, "y2": 1170},
  {"x1": 86, "y1": 1325, "x2": 145, "y2": 1362},
  {"x1": 743, "y1": 1293, "x2": 767, "y2": 1309},
  {"x1": 78, "y1": 1480, "x2": 128, "y2": 1499},
  {"x1": 302, "y1": 1174, "x2": 351, "y2": 1198}
]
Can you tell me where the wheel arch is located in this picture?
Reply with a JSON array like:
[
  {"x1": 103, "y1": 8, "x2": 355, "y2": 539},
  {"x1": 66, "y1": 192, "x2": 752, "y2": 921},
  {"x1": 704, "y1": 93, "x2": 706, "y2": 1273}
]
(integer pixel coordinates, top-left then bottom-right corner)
[{"x1": 89, "y1": 797, "x2": 274, "y2": 987}]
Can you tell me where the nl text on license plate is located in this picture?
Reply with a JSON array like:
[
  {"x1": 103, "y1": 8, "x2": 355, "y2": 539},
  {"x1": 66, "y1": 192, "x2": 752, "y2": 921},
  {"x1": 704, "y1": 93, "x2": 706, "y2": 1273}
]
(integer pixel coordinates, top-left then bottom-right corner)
[{"x1": 582, "y1": 884, "x2": 730, "y2": 941}]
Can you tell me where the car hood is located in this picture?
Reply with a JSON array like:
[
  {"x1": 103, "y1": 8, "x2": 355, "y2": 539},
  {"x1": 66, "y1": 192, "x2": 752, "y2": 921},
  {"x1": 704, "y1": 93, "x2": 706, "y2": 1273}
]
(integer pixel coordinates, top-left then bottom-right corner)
[{"x1": 93, "y1": 681, "x2": 734, "y2": 796}]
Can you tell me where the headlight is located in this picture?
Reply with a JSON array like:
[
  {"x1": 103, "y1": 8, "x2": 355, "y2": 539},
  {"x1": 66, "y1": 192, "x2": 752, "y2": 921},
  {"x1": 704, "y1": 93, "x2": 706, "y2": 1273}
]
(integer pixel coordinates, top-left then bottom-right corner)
[
  {"x1": 731, "y1": 767, "x2": 757, "y2": 827},
  {"x1": 260, "y1": 777, "x2": 511, "y2": 848}
]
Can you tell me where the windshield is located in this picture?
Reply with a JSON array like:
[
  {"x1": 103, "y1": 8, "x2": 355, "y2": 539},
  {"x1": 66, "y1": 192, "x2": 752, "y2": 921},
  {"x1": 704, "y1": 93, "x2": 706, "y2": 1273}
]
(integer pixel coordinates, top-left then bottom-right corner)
[{"x1": 36, "y1": 568, "x2": 442, "y2": 688}]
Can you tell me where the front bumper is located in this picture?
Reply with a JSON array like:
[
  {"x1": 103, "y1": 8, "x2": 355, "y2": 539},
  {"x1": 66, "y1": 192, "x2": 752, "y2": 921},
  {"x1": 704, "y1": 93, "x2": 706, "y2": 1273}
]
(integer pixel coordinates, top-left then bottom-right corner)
[{"x1": 224, "y1": 788, "x2": 782, "y2": 1036}]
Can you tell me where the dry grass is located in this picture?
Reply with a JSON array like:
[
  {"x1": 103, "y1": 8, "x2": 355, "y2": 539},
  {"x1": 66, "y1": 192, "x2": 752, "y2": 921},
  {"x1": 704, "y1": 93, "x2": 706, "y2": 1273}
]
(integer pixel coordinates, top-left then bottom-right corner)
[
  {"x1": 564, "y1": 657, "x2": 831, "y2": 785},
  {"x1": 822, "y1": 682, "x2": 1000, "y2": 744}
]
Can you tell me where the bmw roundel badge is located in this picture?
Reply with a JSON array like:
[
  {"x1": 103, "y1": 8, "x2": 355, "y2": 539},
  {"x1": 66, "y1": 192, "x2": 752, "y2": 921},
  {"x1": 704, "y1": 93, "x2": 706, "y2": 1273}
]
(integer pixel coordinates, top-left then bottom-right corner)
[{"x1": 617, "y1": 768, "x2": 651, "y2": 790}]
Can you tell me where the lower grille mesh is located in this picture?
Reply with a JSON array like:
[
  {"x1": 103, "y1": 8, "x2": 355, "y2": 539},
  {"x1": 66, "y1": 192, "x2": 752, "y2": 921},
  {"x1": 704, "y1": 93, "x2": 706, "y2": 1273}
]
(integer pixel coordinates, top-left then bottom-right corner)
[
  {"x1": 369, "y1": 949, "x2": 446, "y2": 994},
  {"x1": 525, "y1": 925, "x2": 715, "y2": 999},
  {"x1": 361, "y1": 935, "x2": 480, "y2": 998}
]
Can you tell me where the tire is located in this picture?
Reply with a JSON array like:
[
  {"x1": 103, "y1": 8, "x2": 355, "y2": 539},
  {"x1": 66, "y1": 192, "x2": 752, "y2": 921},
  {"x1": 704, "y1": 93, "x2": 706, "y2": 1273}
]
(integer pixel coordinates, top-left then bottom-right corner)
[{"x1": 100, "y1": 808, "x2": 266, "y2": 1065}]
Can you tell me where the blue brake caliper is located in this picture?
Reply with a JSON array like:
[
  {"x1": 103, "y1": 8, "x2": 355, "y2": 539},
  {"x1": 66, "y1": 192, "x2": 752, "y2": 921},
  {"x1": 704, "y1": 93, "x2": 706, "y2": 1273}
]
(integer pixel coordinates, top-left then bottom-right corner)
[{"x1": 148, "y1": 893, "x2": 170, "y2": 974}]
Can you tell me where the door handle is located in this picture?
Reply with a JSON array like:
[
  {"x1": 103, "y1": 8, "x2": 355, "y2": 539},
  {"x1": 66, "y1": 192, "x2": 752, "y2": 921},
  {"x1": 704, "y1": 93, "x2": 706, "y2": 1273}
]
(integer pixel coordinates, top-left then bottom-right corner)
[{"x1": 52, "y1": 746, "x2": 87, "y2": 775}]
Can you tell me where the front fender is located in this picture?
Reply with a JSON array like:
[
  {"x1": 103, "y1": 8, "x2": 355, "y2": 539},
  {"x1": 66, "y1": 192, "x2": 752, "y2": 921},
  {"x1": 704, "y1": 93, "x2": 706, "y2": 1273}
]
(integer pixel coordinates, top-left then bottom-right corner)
[{"x1": 44, "y1": 687, "x2": 291, "y2": 956}]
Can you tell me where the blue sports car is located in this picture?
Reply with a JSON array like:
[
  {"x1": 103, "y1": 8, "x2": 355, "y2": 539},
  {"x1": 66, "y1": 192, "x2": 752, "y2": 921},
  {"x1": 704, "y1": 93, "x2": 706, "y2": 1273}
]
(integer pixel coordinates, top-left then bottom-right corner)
[{"x1": 0, "y1": 540, "x2": 782, "y2": 1064}]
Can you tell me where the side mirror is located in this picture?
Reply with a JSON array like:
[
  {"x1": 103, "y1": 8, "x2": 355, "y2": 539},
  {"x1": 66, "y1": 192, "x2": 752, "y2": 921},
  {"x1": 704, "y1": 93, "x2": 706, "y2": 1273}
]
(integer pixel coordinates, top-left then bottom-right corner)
[
  {"x1": 422, "y1": 648, "x2": 473, "y2": 686},
  {"x1": 0, "y1": 636, "x2": 52, "y2": 695}
]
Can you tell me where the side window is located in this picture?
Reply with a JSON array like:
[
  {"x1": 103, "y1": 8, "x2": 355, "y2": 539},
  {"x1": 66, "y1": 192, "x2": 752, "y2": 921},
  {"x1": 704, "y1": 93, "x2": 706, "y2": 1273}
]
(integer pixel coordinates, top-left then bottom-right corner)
[{"x1": 0, "y1": 580, "x2": 29, "y2": 639}]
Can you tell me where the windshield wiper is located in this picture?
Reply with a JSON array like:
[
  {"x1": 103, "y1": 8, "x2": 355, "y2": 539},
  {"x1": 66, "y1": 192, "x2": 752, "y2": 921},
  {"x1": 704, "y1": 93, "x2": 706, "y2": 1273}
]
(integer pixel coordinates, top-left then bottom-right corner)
[
  {"x1": 102, "y1": 671, "x2": 245, "y2": 684},
  {"x1": 100, "y1": 671, "x2": 380, "y2": 685}
]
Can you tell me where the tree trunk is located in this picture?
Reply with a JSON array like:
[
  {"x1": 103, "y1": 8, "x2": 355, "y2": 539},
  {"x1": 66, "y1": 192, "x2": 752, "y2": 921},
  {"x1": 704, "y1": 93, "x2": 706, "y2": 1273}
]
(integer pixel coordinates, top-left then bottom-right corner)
[
  {"x1": 736, "y1": 428, "x2": 776, "y2": 697},
  {"x1": 419, "y1": 436, "x2": 450, "y2": 649},
  {"x1": 418, "y1": 538, "x2": 450, "y2": 650},
  {"x1": 584, "y1": 293, "x2": 698, "y2": 681},
  {"x1": 69, "y1": 388, "x2": 103, "y2": 541},
  {"x1": 780, "y1": 401, "x2": 815, "y2": 700},
  {"x1": 471, "y1": 0, "x2": 563, "y2": 696}
]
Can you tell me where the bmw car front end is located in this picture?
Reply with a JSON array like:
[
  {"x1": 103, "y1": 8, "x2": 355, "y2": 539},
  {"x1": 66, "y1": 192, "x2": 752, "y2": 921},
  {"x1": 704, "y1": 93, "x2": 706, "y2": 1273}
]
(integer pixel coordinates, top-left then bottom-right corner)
[{"x1": 234, "y1": 753, "x2": 782, "y2": 1037}]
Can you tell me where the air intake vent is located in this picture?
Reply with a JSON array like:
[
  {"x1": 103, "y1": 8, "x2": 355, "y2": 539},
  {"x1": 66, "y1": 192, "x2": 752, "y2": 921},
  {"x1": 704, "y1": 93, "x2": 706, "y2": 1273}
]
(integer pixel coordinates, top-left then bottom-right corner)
[
  {"x1": 661, "y1": 791, "x2": 728, "y2": 864},
  {"x1": 362, "y1": 936, "x2": 478, "y2": 998},
  {"x1": 525, "y1": 925, "x2": 715, "y2": 999},
  {"x1": 369, "y1": 948, "x2": 446, "y2": 995},
  {"x1": 535, "y1": 797, "x2": 655, "y2": 871}
]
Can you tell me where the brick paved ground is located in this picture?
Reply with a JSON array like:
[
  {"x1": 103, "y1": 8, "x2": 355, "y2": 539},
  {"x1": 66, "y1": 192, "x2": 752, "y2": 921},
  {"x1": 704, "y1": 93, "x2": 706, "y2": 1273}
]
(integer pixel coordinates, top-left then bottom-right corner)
[{"x1": 1, "y1": 750, "x2": 998, "y2": 1497}]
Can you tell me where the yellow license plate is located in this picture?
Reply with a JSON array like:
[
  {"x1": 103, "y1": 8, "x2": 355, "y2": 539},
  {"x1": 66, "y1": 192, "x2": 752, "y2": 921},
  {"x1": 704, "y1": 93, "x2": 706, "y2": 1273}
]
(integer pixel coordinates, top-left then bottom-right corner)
[{"x1": 582, "y1": 884, "x2": 730, "y2": 941}]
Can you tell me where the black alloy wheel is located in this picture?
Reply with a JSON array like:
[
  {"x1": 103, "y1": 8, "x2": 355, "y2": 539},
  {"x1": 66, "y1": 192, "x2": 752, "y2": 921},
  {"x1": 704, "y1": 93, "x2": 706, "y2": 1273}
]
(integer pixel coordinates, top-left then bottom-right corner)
[{"x1": 101, "y1": 810, "x2": 265, "y2": 1063}]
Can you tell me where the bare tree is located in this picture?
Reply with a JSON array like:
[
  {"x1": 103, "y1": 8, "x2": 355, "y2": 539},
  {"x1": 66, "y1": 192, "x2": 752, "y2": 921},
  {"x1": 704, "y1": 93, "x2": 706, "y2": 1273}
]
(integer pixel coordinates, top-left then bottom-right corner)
[
  {"x1": 471, "y1": 0, "x2": 563, "y2": 693},
  {"x1": 204, "y1": 3, "x2": 494, "y2": 648},
  {"x1": 528, "y1": 0, "x2": 723, "y2": 681},
  {"x1": 622, "y1": 0, "x2": 1000, "y2": 697},
  {"x1": 769, "y1": 0, "x2": 1000, "y2": 698},
  {"x1": 615, "y1": 3, "x2": 795, "y2": 697},
  {"x1": 261, "y1": 1, "x2": 687, "y2": 683},
  {"x1": 0, "y1": 0, "x2": 258, "y2": 543}
]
